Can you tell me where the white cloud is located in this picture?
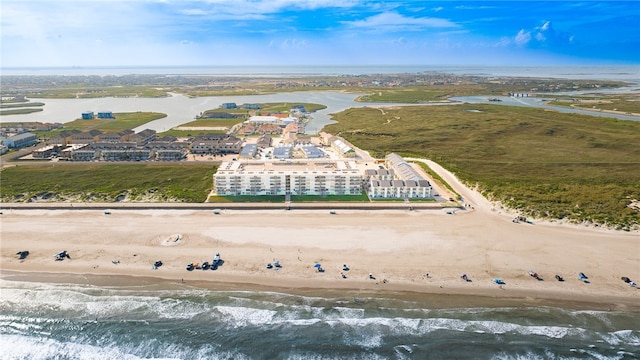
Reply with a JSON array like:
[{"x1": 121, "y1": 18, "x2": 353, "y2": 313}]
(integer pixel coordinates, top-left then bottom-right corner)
[
  {"x1": 278, "y1": 38, "x2": 309, "y2": 49},
  {"x1": 176, "y1": 0, "x2": 358, "y2": 19},
  {"x1": 344, "y1": 11, "x2": 458, "y2": 31},
  {"x1": 509, "y1": 21, "x2": 576, "y2": 49},
  {"x1": 514, "y1": 30, "x2": 531, "y2": 46}
]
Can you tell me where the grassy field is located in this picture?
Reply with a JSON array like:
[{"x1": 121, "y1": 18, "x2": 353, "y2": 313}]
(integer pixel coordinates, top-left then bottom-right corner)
[
  {"x1": 0, "y1": 108, "x2": 44, "y2": 116},
  {"x1": 547, "y1": 94, "x2": 640, "y2": 114},
  {"x1": 19, "y1": 86, "x2": 170, "y2": 99},
  {"x1": 0, "y1": 164, "x2": 218, "y2": 203},
  {"x1": 290, "y1": 193, "x2": 370, "y2": 202},
  {"x1": 325, "y1": 103, "x2": 640, "y2": 230},
  {"x1": 0, "y1": 99, "x2": 45, "y2": 116},
  {"x1": 354, "y1": 81, "x2": 630, "y2": 104},
  {"x1": 37, "y1": 112, "x2": 166, "y2": 139},
  {"x1": 357, "y1": 88, "x2": 461, "y2": 103},
  {"x1": 179, "y1": 118, "x2": 245, "y2": 128},
  {"x1": 0, "y1": 101, "x2": 46, "y2": 109},
  {"x1": 158, "y1": 129, "x2": 227, "y2": 138},
  {"x1": 67, "y1": 112, "x2": 167, "y2": 132},
  {"x1": 199, "y1": 102, "x2": 327, "y2": 116}
]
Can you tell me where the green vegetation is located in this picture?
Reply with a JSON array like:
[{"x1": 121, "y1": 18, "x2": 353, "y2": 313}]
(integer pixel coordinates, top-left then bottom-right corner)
[
  {"x1": 355, "y1": 80, "x2": 630, "y2": 104},
  {"x1": 258, "y1": 102, "x2": 327, "y2": 113},
  {"x1": 547, "y1": 94, "x2": 640, "y2": 114},
  {"x1": 38, "y1": 112, "x2": 166, "y2": 138},
  {"x1": 357, "y1": 88, "x2": 457, "y2": 103},
  {"x1": 0, "y1": 98, "x2": 45, "y2": 115},
  {"x1": 290, "y1": 192, "x2": 370, "y2": 202},
  {"x1": 325, "y1": 104, "x2": 640, "y2": 230},
  {"x1": 158, "y1": 129, "x2": 227, "y2": 138},
  {"x1": 1, "y1": 101, "x2": 45, "y2": 109},
  {"x1": 207, "y1": 195, "x2": 285, "y2": 203},
  {"x1": 0, "y1": 164, "x2": 217, "y2": 203},
  {"x1": 198, "y1": 102, "x2": 327, "y2": 117},
  {"x1": 180, "y1": 118, "x2": 245, "y2": 128},
  {"x1": 69, "y1": 112, "x2": 166, "y2": 132},
  {"x1": 18, "y1": 86, "x2": 169, "y2": 99},
  {"x1": 414, "y1": 162, "x2": 460, "y2": 199},
  {"x1": 183, "y1": 89, "x2": 269, "y2": 97},
  {"x1": 0, "y1": 108, "x2": 44, "y2": 116}
]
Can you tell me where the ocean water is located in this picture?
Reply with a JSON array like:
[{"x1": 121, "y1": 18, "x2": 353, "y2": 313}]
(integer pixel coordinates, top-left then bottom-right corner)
[
  {"x1": 1, "y1": 279, "x2": 638, "y2": 359},
  {"x1": 1, "y1": 65, "x2": 639, "y2": 82}
]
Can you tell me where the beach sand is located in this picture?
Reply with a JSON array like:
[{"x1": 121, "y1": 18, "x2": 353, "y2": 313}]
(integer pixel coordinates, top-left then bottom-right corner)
[{"x1": 2, "y1": 203, "x2": 639, "y2": 310}]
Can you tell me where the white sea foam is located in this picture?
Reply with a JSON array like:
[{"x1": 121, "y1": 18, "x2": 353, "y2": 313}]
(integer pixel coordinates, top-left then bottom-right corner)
[
  {"x1": 0, "y1": 334, "x2": 155, "y2": 360},
  {"x1": 214, "y1": 305, "x2": 278, "y2": 327},
  {"x1": 601, "y1": 329, "x2": 640, "y2": 347}
]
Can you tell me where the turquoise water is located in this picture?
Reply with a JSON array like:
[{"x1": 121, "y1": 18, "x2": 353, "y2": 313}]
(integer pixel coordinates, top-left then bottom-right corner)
[{"x1": 1, "y1": 279, "x2": 639, "y2": 359}]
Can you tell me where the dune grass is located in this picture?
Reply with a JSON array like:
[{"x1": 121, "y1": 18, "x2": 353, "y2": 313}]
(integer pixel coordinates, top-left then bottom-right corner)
[
  {"x1": 0, "y1": 164, "x2": 218, "y2": 203},
  {"x1": 325, "y1": 103, "x2": 640, "y2": 230}
]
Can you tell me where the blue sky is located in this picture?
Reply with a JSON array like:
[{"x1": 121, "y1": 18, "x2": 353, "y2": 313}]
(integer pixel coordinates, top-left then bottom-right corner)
[{"x1": 1, "y1": 0, "x2": 638, "y2": 68}]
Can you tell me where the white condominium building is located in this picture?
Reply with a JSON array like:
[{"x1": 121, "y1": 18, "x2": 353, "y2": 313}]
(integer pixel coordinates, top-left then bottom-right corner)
[
  {"x1": 367, "y1": 153, "x2": 433, "y2": 199},
  {"x1": 214, "y1": 160, "x2": 363, "y2": 196}
]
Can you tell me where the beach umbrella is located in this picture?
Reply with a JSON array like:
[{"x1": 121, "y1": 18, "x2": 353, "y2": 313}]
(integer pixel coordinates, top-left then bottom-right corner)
[{"x1": 314, "y1": 263, "x2": 322, "y2": 268}]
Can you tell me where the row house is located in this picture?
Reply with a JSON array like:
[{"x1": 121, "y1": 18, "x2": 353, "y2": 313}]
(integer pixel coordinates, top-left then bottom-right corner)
[
  {"x1": 147, "y1": 140, "x2": 189, "y2": 150},
  {"x1": 98, "y1": 130, "x2": 133, "y2": 143},
  {"x1": 61, "y1": 146, "x2": 96, "y2": 161},
  {"x1": 129, "y1": 129, "x2": 156, "y2": 146},
  {"x1": 62, "y1": 146, "x2": 184, "y2": 161},
  {"x1": 257, "y1": 124, "x2": 281, "y2": 135},
  {"x1": 190, "y1": 134, "x2": 242, "y2": 155},
  {"x1": 155, "y1": 149, "x2": 188, "y2": 161},
  {"x1": 101, "y1": 149, "x2": 152, "y2": 161},
  {"x1": 238, "y1": 124, "x2": 256, "y2": 136},
  {"x1": 91, "y1": 142, "x2": 137, "y2": 150},
  {"x1": 366, "y1": 153, "x2": 433, "y2": 199},
  {"x1": 256, "y1": 135, "x2": 272, "y2": 148},
  {"x1": 364, "y1": 168, "x2": 395, "y2": 181},
  {"x1": 218, "y1": 136, "x2": 242, "y2": 154},
  {"x1": 70, "y1": 129, "x2": 102, "y2": 144},
  {"x1": 32, "y1": 144, "x2": 64, "y2": 159},
  {"x1": 368, "y1": 179, "x2": 432, "y2": 199},
  {"x1": 48, "y1": 130, "x2": 81, "y2": 145}
]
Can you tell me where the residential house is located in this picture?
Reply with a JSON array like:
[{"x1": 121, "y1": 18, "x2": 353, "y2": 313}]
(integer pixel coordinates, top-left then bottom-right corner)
[
  {"x1": 129, "y1": 129, "x2": 156, "y2": 146},
  {"x1": 70, "y1": 130, "x2": 102, "y2": 144}
]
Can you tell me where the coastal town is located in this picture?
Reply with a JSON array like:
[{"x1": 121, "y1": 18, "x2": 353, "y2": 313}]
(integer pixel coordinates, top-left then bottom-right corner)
[{"x1": 1, "y1": 99, "x2": 447, "y2": 203}]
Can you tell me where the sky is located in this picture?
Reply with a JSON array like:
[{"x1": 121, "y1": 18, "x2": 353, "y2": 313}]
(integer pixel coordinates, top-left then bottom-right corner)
[{"x1": 1, "y1": 0, "x2": 639, "y2": 68}]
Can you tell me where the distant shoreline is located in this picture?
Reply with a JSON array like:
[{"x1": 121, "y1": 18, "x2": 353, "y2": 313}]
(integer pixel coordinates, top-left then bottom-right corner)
[{"x1": 2, "y1": 65, "x2": 639, "y2": 82}]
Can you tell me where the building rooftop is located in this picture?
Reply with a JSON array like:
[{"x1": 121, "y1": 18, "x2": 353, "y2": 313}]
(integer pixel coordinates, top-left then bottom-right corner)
[{"x1": 216, "y1": 160, "x2": 361, "y2": 174}]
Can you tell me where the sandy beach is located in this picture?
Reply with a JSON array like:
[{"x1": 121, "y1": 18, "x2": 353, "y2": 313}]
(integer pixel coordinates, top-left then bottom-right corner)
[{"x1": 2, "y1": 200, "x2": 639, "y2": 310}]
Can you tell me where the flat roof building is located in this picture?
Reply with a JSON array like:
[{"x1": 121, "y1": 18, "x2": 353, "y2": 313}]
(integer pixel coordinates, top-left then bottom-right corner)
[
  {"x1": 214, "y1": 160, "x2": 362, "y2": 196},
  {"x1": 240, "y1": 144, "x2": 258, "y2": 159}
]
